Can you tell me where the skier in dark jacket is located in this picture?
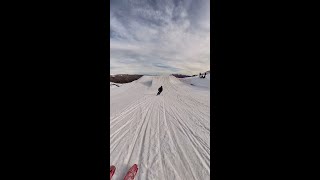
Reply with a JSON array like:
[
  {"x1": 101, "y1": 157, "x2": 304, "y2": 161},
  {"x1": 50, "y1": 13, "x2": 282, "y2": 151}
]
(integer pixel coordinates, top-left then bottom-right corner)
[{"x1": 157, "y1": 86, "x2": 163, "y2": 96}]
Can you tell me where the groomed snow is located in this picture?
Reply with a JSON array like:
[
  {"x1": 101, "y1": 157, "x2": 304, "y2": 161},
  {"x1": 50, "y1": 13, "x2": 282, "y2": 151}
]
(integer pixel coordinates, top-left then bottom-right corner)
[{"x1": 110, "y1": 75, "x2": 210, "y2": 180}]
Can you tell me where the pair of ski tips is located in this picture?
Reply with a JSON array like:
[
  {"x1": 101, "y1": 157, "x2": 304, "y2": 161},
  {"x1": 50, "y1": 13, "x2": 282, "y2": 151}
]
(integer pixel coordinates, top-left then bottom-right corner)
[{"x1": 110, "y1": 164, "x2": 138, "y2": 180}]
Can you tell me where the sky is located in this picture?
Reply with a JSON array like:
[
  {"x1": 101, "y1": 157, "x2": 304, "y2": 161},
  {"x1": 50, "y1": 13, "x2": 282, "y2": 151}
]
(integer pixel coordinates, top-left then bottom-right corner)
[{"x1": 110, "y1": 0, "x2": 210, "y2": 75}]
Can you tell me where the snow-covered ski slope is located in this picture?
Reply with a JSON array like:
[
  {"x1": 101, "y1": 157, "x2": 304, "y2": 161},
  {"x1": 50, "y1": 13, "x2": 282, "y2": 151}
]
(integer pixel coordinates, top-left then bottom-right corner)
[{"x1": 110, "y1": 75, "x2": 210, "y2": 180}]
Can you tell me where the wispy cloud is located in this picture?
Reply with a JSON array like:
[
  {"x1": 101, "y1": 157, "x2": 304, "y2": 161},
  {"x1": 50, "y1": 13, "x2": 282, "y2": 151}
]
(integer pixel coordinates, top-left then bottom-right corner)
[{"x1": 110, "y1": 0, "x2": 210, "y2": 75}]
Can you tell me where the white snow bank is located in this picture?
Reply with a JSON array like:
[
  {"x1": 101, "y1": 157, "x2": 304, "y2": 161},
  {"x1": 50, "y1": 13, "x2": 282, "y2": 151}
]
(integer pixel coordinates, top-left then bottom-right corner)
[{"x1": 179, "y1": 75, "x2": 210, "y2": 89}]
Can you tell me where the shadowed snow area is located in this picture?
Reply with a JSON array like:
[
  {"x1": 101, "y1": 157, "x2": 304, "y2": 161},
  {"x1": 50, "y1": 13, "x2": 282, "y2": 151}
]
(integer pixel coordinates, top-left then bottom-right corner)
[{"x1": 110, "y1": 75, "x2": 210, "y2": 180}]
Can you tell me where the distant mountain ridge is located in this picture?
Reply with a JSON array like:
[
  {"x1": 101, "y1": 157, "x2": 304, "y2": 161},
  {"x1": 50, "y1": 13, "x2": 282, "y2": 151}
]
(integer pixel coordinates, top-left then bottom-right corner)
[
  {"x1": 110, "y1": 74, "x2": 143, "y2": 84},
  {"x1": 171, "y1": 74, "x2": 193, "y2": 78},
  {"x1": 110, "y1": 70, "x2": 210, "y2": 83}
]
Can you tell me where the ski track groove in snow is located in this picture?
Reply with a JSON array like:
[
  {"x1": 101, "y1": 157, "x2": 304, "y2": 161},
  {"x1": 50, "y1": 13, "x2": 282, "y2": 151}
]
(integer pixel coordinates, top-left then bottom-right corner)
[
  {"x1": 162, "y1": 97, "x2": 198, "y2": 180},
  {"x1": 124, "y1": 99, "x2": 153, "y2": 165},
  {"x1": 110, "y1": 76, "x2": 210, "y2": 180},
  {"x1": 167, "y1": 104, "x2": 210, "y2": 172},
  {"x1": 157, "y1": 99, "x2": 165, "y2": 180}
]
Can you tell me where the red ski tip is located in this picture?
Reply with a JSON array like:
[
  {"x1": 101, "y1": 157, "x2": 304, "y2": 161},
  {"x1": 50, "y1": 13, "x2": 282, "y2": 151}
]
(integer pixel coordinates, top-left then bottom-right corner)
[
  {"x1": 110, "y1": 165, "x2": 116, "y2": 180},
  {"x1": 123, "y1": 164, "x2": 138, "y2": 180}
]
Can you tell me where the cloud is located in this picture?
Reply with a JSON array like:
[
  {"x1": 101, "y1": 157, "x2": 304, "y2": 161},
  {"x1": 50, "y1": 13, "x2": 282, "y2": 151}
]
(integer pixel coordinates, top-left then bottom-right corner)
[{"x1": 110, "y1": 0, "x2": 210, "y2": 75}]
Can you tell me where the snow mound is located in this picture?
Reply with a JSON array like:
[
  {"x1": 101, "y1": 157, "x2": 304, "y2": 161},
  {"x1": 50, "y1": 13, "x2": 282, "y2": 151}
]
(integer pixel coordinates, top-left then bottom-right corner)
[{"x1": 179, "y1": 75, "x2": 210, "y2": 88}]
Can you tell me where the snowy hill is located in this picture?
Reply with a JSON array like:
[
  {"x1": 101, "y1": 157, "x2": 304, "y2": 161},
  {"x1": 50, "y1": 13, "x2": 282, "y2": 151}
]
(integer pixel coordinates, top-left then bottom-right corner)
[
  {"x1": 110, "y1": 75, "x2": 210, "y2": 180},
  {"x1": 177, "y1": 70, "x2": 210, "y2": 88},
  {"x1": 179, "y1": 75, "x2": 210, "y2": 88}
]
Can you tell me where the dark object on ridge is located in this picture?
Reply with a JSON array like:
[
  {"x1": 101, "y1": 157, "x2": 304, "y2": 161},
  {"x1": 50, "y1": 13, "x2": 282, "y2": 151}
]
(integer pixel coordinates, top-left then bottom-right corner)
[
  {"x1": 110, "y1": 83, "x2": 119, "y2": 87},
  {"x1": 171, "y1": 74, "x2": 191, "y2": 78},
  {"x1": 157, "y1": 86, "x2": 163, "y2": 96}
]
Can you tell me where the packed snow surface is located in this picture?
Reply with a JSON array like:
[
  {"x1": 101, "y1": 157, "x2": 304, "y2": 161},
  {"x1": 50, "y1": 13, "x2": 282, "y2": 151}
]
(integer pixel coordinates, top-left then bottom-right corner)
[{"x1": 110, "y1": 75, "x2": 210, "y2": 180}]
